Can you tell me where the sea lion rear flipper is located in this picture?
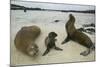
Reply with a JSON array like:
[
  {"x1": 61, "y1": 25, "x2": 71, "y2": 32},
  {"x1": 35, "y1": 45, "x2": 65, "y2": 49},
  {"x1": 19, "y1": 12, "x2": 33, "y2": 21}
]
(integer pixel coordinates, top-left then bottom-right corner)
[
  {"x1": 61, "y1": 36, "x2": 70, "y2": 44},
  {"x1": 80, "y1": 44, "x2": 95, "y2": 56},
  {"x1": 80, "y1": 49, "x2": 90, "y2": 56},
  {"x1": 42, "y1": 48, "x2": 50, "y2": 56},
  {"x1": 54, "y1": 46, "x2": 63, "y2": 51}
]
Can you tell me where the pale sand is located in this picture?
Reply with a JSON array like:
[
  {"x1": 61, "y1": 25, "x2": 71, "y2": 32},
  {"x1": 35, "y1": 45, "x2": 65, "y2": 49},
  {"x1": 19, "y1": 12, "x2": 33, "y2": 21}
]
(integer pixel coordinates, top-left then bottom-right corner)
[{"x1": 10, "y1": 10, "x2": 95, "y2": 66}]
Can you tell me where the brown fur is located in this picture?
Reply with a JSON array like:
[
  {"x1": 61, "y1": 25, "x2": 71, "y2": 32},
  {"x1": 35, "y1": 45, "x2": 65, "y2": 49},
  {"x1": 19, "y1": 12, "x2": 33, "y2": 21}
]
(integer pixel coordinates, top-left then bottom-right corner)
[
  {"x1": 42, "y1": 32, "x2": 63, "y2": 56},
  {"x1": 14, "y1": 25, "x2": 41, "y2": 56},
  {"x1": 62, "y1": 14, "x2": 95, "y2": 56}
]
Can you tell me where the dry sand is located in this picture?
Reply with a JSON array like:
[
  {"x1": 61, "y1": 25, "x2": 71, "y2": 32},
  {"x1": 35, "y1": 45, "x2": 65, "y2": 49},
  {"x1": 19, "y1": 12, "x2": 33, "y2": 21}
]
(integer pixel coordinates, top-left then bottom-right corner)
[{"x1": 10, "y1": 10, "x2": 95, "y2": 66}]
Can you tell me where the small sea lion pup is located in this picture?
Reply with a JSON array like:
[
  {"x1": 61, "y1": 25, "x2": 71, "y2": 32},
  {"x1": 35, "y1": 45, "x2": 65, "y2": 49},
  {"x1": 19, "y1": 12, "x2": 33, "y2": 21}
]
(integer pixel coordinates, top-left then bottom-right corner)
[
  {"x1": 43, "y1": 32, "x2": 63, "y2": 56},
  {"x1": 14, "y1": 25, "x2": 41, "y2": 57},
  {"x1": 62, "y1": 14, "x2": 95, "y2": 56}
]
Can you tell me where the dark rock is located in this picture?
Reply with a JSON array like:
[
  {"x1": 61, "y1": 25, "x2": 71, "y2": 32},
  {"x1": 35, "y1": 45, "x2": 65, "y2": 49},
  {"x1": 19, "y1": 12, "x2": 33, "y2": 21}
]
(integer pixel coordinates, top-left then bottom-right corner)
[
  {"x1": 54, "y1": 20, "x2": 60, "y2": 22},
  {"x1": 83, "y1": 23, "x2": 95, "y2": 27}
]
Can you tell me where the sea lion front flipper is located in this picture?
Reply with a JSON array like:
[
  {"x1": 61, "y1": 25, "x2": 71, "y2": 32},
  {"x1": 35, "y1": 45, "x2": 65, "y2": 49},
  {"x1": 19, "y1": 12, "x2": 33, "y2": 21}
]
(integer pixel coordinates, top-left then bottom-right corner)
[
  {"x1": 54, "y1": 46, "x2": 63, "y2": 51},
  {"x1": 61, "y1": 36, "x2": 70, "y2": 44},
  {"x1": 42, "y1": 48, "x2": 50, "y2": 56}
]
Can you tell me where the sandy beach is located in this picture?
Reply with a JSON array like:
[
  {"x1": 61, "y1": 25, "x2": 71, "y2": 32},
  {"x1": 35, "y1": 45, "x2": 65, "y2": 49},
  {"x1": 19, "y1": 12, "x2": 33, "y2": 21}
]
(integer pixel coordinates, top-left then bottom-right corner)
[{"x1": 10, "y1": 10, "x2": 95, "y2": 66}]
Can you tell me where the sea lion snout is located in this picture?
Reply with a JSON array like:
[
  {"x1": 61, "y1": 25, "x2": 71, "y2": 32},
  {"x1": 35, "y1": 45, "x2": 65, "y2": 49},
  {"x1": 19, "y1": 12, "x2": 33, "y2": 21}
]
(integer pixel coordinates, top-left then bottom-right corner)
[{"x1": 27, "y1": 43, "x2": 39, "y2": 56}]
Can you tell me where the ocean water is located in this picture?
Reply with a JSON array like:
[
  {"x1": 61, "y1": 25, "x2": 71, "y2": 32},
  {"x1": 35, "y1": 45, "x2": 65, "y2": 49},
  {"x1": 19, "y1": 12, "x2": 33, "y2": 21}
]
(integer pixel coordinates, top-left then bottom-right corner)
[{"x1": 10, "y1": 10, "x2": 95, "y2": 66}]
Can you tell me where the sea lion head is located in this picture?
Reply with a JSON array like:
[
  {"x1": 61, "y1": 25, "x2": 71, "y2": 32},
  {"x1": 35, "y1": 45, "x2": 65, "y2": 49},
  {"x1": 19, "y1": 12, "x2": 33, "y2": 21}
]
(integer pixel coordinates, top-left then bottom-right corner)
[
  {"x1": 69, "y1": 14, "x2": 75, "y2": 22},
  {"x1": 49, "y1": 32, "x2": 57, "y2": 38},
  {"x1": 69, "y1": 14, "x2": 73, "y2": 17},
  {"x1": 26, "y1": 43, "x2": 39, "y2": 57}
]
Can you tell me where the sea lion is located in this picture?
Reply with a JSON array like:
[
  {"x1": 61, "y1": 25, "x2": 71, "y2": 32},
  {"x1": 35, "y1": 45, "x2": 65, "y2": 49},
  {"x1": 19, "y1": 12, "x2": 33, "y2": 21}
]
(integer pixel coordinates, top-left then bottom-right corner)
[
  {"x1": 62, "y1": 14, "x2": 95, "y2": 56},
  {"x1": 14, "y1": 25, "x2": 41, "y2": 57},
  {"x1": 43, "y1": 32, "x2": 63, "y2": 56}
]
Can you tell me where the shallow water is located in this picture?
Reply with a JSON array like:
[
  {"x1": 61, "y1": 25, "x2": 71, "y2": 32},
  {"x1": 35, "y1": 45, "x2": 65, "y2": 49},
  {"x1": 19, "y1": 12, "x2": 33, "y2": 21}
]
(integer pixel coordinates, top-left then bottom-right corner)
[{"x1": 10, "y1": 10, "x2": 95, "y2": 66}]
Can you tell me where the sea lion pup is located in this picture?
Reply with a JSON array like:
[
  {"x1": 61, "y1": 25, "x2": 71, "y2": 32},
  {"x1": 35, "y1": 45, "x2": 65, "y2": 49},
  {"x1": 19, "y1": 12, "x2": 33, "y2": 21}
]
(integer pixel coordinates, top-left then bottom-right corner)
[
  {"x1": 42, "y1": 32, "x2": 63, "y2": 56},
  {"x1": 14, "y1": 25, "x2": 41, "y2": 57},
  {"x1": 62, "y1": 14, "x2": 95, "y2": 56}
]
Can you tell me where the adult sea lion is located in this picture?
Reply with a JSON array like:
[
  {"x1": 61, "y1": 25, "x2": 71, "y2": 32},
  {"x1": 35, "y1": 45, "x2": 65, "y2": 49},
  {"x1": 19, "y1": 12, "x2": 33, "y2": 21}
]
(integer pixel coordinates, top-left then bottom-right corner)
[
  {"x1": 62, "y1": 14, "x2": 95, "y2": 56},
  {"x1": 43, "y1": 32, "x2": 63, "y2": 56},
  {"x1": 14, "y1": 25, "x2": 41, "y2": 57}
]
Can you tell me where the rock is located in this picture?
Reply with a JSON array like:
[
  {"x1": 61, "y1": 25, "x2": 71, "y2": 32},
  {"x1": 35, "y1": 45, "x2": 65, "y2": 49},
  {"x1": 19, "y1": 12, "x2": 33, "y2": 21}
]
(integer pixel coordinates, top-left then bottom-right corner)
[
  {"x1": 54, "y1": 20, "x2": 60, "y2": 22},
  {"x1": 83, "y1": 23, "x2": 95, "y2": 27}
]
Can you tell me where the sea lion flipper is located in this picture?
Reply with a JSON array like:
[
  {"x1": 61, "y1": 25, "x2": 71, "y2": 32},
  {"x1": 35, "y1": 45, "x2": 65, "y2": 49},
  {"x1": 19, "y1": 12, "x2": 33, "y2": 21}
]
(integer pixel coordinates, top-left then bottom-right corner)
[
  {"x1": 80, "y1": 49, "x2": 90, "y2": 56},
  {"x1": 80, "y1": 44, "x2": 95, "y2": 56},
  {"x1": 61, "y1": 36, "x2": 70, "y2": 44},
  {"x1": 42, "y1": 49, "x2": 50, "y2": 56},
  {"x1": 80, "y1": 48, "x2": 92, "y2": 56},
  {"x1": 54, "y1": 46, "x2": 63, "y2": 51}
]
